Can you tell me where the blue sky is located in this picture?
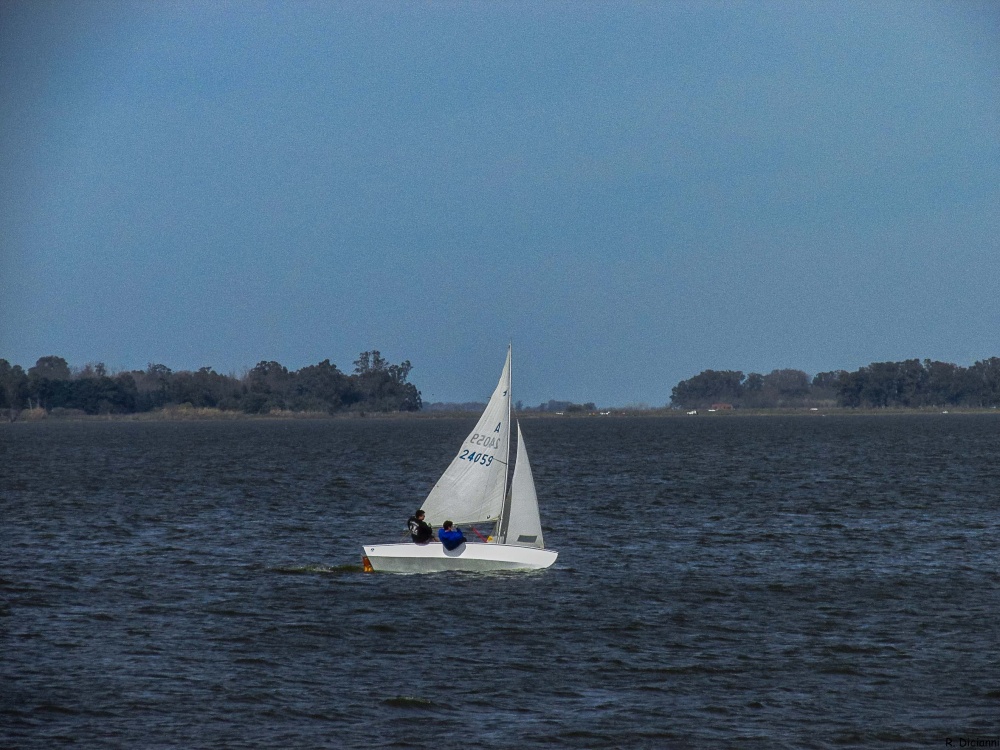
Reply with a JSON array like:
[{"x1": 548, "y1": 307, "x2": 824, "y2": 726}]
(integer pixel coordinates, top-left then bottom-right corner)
[{"x1": 1, "y1": 1, "x2": 998, "y2": 406}]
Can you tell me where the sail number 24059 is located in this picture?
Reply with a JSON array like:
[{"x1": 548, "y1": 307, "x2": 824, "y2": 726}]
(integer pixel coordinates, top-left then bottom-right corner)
[
  {"x1": 459, "y1": 449, "x2": 494, "y2": 467},
  {"x1": 460, "y1": 431, "x2": 501, "y2": 466}
]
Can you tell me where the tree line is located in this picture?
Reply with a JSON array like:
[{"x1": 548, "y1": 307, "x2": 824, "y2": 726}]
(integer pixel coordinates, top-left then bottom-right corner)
[
  {"x1": 670, "y1": 358, "x2": 1000, "y2": 410},
  {"x1": 0, "y1": 351, "x2": 421, "y2": 419}
]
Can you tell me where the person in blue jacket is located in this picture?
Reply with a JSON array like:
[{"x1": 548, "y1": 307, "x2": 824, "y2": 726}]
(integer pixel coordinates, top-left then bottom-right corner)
[{"x1": 438, "y1": 520, "x2": 466, "y2": 551}]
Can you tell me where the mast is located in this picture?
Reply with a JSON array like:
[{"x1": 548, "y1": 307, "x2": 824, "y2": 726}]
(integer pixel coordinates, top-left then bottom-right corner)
[{"x1": 495, "y1": 343, "x2": 514, "y2": 544}]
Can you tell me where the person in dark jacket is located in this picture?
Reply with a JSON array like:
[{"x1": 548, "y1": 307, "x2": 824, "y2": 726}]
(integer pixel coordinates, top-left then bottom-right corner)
[
  {"x1": 438, "y1": 520, "x2": 466, "y2": 551},
  {"x1": 407, "y1": 509, "x2": 434, "y2": 544}
]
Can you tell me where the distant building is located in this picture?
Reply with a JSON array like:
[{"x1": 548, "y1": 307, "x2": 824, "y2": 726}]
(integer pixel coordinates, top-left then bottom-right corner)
[{"x1": 710, "y1": 403, "x2": 734, "y2": 411}]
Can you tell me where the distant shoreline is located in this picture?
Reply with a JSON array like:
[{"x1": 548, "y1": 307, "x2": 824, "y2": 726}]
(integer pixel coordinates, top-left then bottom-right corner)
[{"x1": 4, "y1": 405, "x2": 999, "y2": 424}]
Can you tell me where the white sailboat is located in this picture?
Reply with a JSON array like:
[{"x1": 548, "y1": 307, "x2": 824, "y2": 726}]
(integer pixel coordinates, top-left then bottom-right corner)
[{"x1": 362, "y1": 347, "x2": 558, "y2": 573}]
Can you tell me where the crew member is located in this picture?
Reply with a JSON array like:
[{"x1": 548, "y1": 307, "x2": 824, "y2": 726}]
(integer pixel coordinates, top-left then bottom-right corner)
[
  {"x1": 438, "y1": 520, "x2": 466, "y2": 551},
  {"x1": 407, "y1": 509, "x2": 434, "y2": 544}
]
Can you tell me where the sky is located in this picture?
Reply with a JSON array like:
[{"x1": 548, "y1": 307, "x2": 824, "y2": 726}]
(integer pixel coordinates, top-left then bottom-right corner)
[{"x1": 1, "y1": 1, "x2": 998, "y2": 407}]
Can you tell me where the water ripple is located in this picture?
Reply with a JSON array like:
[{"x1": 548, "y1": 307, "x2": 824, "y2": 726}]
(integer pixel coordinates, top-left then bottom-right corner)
[{"x1": 2, "y1": 416, "x2": 1000, "y2": 748}]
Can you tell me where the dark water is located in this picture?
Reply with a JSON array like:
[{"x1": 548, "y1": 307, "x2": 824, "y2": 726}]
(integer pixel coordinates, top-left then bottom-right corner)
[{"x1": 3, "y1": 415, "x2": 1000, "y2": 748}]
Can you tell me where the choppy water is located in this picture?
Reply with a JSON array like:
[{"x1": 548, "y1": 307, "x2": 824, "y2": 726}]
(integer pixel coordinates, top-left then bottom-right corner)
[{"x1": 2, "y1": 415, "x2": 1000, "y2": 748}]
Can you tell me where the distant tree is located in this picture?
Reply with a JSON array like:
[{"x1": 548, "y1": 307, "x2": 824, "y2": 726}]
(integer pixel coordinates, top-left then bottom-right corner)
[
  {"x1": 562, "y1": 402, "x2": 597, "y2": 413},
  {"x1": 740, "y1": 372, "x2": 766, "y2": 408},
  {"x1": 811, "y1": 370, "x2": 846, "y2": 391},
  {"x1": 386, "y1": 360, "x2": 412, "y2": 384},
  {"x1": 295, "y1": 359, "x2": 351, "y2": 412},
  {"x1": 762, "y1": 369, "x2": 810, "y2": 404},
  {"x1": 811, "y1": 371, "x2": 846, "y2": 404},
  {"x1": 674, "y1": 357, "x2": 1000, "y2": 411},
  {"x1": 836, "y1": 369, "x2": 865, "y2": 407},
  {"x1": 350, "y1": 351, "x2": 421, "y2": 411},
  {"x1": 968, "y1": 357, "x2": 1000, "y2": 407},
  {"x1": 28, "y1": 356, "x2": 71, "y2": 381},
  {"x1": 923, "y1": 360, "x2": 962, "y2": 406},
  {"x1": 75, "y1": 362, "x2": 108, "y2": 379},
  {"x1": 0, "y1": 352, "x2": 425, "y2": 415},
  {"x1": 114, "y1": 372, "x2": 140, "y2": 409},
  {"x1": 744, "y1": 372, "x2": 764, "y2": 392},
  {"x1": 542, "y1": 400, "x2": 573, "y2": 412},
  {"x1": 130, "y1": 364, "x2": 174, "y2": 411},
  {"x1": 26, "y1": 356, "x2": 73, "y2": 409},
  {"x1": 66, "y1": 375, "x2": 136, "y2": 414},
  {"x1": 0, "y1": 359, "x2": 29, "y2": 418},
  {"x1": 897, "y1": 359, "x2": 927, "y2": 406},
  {"x1": 859, "y1": 362, "x2": 903, "y2": 407},
  {"x1": 670, "y1": 370, "x2": 744, "y2": 409},
  {"x1": 244, "y1": 361, "x2": 293, "y2": 413},
  {"x1": 838, "y1": 359, "x2": 949, "y2": 408},
  {"x1": 247, "y1": 361, "x2": 291, "y2": 391},
  {"x1": 353, "y1": 350, "x2": 388, "y2": 375},
  {"x1": 163, "y1": 366, "x2": 240, "y2": 409}
]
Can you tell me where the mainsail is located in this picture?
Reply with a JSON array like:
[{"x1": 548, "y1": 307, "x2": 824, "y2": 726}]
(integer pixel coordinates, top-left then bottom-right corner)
[{"x1": 421, "y1": 349, "x2": 512, "y2": 527}]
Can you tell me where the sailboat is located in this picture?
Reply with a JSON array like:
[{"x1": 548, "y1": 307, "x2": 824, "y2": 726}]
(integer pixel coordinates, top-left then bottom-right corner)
[{"x1": 362, "y1": 347, "x2": 558, "y2": 573}]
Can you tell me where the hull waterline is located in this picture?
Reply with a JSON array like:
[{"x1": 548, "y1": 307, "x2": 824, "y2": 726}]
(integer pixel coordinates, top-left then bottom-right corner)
[{"x1": 362, "y1": 542, "x2": 557, "y2": 573}]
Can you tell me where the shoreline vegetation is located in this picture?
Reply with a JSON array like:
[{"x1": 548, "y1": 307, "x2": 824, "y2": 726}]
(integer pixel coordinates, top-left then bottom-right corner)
[
  {"x1": 0, "y1": 351, "x2": 420, "y2": 423},
  {"x1": 3, "y1": 353, "x2": 1000, "y2": 423},
  {"x1": 4, "y1": 404, "x2": 999, "y2": 424},
  {"x1": 670, "y1": 359, "x2": 1000, "y2": 411}
]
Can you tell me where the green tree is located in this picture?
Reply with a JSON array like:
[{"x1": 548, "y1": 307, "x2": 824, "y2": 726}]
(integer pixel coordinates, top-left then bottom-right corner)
[
  {"x1": 28, "y1": 356, "x2": 71, "y2": 381},
  {"x1": 896, "y1": 359, "x2": 927, "y2": 406},
  {"x1": 923, "y1": 360, "x2": 961, "y2": 406},
  {"x1": 26, "y1": 356, "x2": 73, "y2": 409},
  {"x1": 812, "y1": 370, "x2": 845, "y2": 390},
  {"x1": 131, "y1": 364, "x2": 174, "y2": 411},
  {"x1": 837, "y1": 360, "x2": 931, "y2": 408},
  {"x1": 350, "y1": 351, "x2": 421, "y2": 411},
  {"x1": 859, "y1": 362, "x2": 903, "y2": 407},
  {"x1": 76, "y1": 362, "x2": 108, "y2": 379},
  {"x1": 670, "y1": 370, "x2": 744, "y2": 409},
  {"x1": 0, "y1": 360, "x2": 29, "y2": 418},
  {"x1": 353, "y1": 350, "x2": 388, "y2": 375},
  {"x1": 66, "y1": 376, "x2": 136, "y2": 414},
  {"x1": 295, "y1": 359, "x2": 351, "y2": 412},
  {"x1": 968, "y1": 357, "x2": 1000, "y2": 407},
  {"x1": 244, "y1": 361, "x2": 293, "y2": 413},
  {"x1": 761, "y1": 369, "x2": 810, "y2": 406},
  {"x1": 166, "y1": 367, "x2": 242, "y2": 409}
]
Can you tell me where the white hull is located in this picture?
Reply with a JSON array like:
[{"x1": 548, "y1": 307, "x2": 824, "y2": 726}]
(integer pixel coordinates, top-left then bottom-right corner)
[{"x1": 362, "y1": 542, "x2": 558, "y2": 574}]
